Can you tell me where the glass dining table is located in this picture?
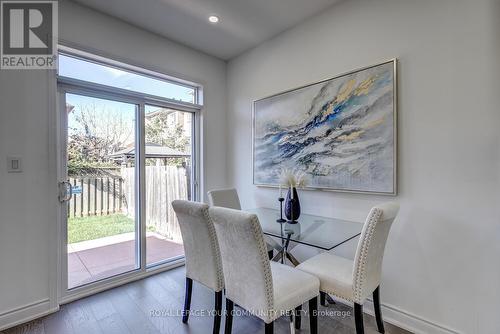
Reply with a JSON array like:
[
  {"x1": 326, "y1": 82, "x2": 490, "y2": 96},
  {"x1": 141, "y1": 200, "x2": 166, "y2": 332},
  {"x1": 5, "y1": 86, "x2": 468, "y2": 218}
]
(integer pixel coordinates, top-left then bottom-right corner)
[{"x1": 246, "y1": 207, "x2": 363, "y2": 266}]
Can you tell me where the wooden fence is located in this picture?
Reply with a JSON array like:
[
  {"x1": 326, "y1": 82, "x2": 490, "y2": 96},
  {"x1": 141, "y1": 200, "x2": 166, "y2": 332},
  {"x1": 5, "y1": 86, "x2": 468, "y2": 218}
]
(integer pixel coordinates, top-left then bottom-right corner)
[
  {"x1": 123, "y1": 166, "x2": 188, "y2": 242},
  {"x1": 68, "y1": 165, "x2": 188, "y2": 242},
  {"x1": 68, "y1": 176, "x2": 124, "y2": 218}
]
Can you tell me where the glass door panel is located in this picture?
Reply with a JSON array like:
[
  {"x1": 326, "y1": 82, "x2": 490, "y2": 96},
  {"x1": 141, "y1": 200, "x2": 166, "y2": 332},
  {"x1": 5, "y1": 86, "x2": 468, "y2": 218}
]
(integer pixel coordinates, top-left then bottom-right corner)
[
  {"x1": 65, "y1": 93, "x2": 139, "y2": 289},
  {"x1": 144, "y1": 105, "x2": 193, "y2": 267}
]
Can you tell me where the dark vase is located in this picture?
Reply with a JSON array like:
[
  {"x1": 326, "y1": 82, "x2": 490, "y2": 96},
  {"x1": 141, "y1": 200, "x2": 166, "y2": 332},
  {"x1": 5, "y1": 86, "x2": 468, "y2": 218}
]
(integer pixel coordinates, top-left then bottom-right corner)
[{"x1": 284, "y1": 187, "x2": 301, "y2": 222}]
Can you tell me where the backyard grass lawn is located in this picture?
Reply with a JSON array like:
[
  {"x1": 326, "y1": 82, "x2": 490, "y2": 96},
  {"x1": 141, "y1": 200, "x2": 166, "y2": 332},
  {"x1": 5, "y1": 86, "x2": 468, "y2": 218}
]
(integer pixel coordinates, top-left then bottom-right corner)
[{"x1": 68, "y1": 214, "x2": 135, "y2": 244}]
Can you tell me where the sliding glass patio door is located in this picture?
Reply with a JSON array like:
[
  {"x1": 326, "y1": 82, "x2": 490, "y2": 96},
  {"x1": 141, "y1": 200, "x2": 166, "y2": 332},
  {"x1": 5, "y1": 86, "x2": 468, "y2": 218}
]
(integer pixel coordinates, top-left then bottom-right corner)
[
  {"x1": 60, "y1": 89, "x2": 197, "y2": 291},
  {"x1": 144, "y1": 105, "x2": 194, "y2": 267},
  {"x1": 63, "y1": 92, "x2": 140, "y2": 289}
]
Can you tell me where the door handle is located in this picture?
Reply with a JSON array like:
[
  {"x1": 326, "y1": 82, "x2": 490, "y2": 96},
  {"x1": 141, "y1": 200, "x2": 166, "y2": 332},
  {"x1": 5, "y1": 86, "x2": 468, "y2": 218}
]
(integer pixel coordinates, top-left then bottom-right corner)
[{"x1": 59, "y1": 181, "x2": 73, "y2": 203}]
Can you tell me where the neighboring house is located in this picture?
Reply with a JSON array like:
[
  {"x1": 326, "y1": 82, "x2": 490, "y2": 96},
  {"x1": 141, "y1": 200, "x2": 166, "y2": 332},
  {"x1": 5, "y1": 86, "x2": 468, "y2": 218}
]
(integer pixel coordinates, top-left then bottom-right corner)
[{"x1": 145, "y1": 107, "x2": 192, "y2": 139}]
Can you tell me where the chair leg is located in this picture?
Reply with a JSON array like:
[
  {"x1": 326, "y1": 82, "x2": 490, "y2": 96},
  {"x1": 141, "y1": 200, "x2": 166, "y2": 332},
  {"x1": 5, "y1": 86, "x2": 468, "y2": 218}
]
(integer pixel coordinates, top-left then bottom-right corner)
[
  {"x1": 265, "y1": 321, "x2": 274, "y2": 334},
  {"x1": 373, "y1": 286, "x2": 385, "y2": 333},
  {"x1": 213, "y1": 291, "x2": 223, "y2": 334},
  {"x1": 224, "y1": 298, "x2": 234, "y2": 334},
  {"x1": 268, "y1": 250, "x2": 274, "y2": 260},
  {"x1": 320, "y1": 292, "x2": 326, "y2": 306},
  {"x1": 308, "y1": 297, "x2": 318, "y2": 334},
  {"x1": 354, "y1": 303, "x2": 364, "y2": 334},
  {"x1": 182, "y1": 277, "x2": 193, "y2": 323},
  {"x1": 294, "y1": 304, "x2": 301, "y2": 329}
]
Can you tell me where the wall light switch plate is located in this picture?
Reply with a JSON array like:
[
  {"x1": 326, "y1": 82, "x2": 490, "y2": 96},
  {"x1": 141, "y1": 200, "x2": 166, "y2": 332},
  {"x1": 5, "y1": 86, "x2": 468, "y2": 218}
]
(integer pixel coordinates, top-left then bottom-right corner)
[{"x1": 7, "y1": 156, "x2": 22, "y2": 173}]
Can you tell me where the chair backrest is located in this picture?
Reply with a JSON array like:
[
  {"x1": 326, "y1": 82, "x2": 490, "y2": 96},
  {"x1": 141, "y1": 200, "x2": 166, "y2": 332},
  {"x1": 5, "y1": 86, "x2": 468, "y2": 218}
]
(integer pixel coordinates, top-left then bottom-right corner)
[
  {"x1": 352, "y1": 202, "x2": 399, "y2": 302},
  {"x1": 209, "y1": 206, "x2": 273, "y2": 314},
  {"x1": 207, "y1": 188, "x2": 242, "y2": 210},
  {"x1": 172, "y1": 200, "x2": 224, "y2": 292}
]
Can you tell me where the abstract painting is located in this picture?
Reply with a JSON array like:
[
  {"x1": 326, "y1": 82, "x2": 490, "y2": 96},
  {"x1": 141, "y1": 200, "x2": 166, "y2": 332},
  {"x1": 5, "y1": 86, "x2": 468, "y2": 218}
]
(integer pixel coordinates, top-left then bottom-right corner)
[{"x1": 253, "y1": 60, "x2": 397, "y2": 194}]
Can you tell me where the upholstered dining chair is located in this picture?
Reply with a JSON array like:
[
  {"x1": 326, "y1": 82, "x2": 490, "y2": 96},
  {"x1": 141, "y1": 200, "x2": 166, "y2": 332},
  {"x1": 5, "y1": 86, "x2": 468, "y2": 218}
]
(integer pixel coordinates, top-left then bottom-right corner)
[
  {"x1": 172, "y1": 200, "x2": 224, "y2": 334},
  {"x1": 207, "y1": 188, "x2": 280, "y2": 260},
  {"x1": 297, "y1": 202, "x2": 400, "y2": 334},
  {"x1": 209, "y1": 206, "x2": 320, "y2": 334}
]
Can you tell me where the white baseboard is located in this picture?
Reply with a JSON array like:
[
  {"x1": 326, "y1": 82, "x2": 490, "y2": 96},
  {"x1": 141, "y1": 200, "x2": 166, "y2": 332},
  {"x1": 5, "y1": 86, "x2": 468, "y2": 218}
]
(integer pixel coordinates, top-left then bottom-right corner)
[
  {"x1": 328, "y1": 297, "x2": 462, "y2": 334},
  {"x1": 362, "y1": 299, "x2": 462, "y2": 334},
  {"x1": 0, "y1": 299, "x2": 59, "y2": 331}
]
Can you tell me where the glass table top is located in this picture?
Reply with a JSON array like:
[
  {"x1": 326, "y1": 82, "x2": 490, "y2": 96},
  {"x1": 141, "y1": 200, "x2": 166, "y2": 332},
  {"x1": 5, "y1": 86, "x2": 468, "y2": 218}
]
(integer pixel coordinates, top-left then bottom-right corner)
[{"x1": 246, "y1": 207, "x2": 363, "y2": 251}]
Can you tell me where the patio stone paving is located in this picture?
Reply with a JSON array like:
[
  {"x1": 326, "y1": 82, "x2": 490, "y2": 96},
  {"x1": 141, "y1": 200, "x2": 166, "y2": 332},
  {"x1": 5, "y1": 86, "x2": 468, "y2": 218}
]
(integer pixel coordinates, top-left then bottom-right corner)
[{"x1": 68, "y1": 233, "x2": 184, "y2": 289}]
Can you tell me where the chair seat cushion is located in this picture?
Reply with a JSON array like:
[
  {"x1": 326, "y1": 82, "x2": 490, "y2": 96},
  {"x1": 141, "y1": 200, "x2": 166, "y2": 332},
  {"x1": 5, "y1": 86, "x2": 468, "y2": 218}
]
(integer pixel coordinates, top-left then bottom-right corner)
[
  {"x1": 297, "y1": 252, "x2": 355, "y2": 302},
  {"x1": 269, "y1": 262, "x2": 319, "y2": 322}
]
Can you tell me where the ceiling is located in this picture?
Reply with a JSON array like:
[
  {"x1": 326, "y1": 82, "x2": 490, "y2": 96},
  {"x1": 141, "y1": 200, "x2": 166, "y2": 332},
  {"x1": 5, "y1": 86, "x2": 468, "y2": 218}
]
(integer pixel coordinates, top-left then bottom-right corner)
[{"x1": 72, "y1": 0, "x2": 341, "y2": 60}]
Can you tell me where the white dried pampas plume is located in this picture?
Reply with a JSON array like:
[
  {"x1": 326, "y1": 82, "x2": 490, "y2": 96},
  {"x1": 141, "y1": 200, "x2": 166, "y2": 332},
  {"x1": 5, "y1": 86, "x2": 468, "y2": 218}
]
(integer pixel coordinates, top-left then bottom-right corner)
[{"x1": 279, "y1": 168, "x2": 309, "y2": 188}]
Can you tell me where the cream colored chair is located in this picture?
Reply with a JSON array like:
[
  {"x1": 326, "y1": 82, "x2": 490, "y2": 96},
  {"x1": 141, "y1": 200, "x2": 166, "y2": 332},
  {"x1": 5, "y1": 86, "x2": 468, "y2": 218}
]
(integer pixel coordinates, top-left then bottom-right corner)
[
  {"x1": 209, "y1": 206, "x2": 320, "y2": 334},
  {"x1": 207, "y1": 188, "x2": 280, "y2": 260},
  {"x1": 172, "y1": 200, "x2": 224, "y2": 334},
  {"x1": 297, "y1": 202, "x2": 400, "y2": 334},
  {"x1": 207, "y1": 188, "x2": 242, "y2": 211}
]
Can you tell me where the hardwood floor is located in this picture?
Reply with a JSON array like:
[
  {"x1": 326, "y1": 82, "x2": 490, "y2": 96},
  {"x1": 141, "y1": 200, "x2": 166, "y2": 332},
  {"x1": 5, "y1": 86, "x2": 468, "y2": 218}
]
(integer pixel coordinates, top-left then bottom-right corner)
[{"x1": 2, "y1": 267, "x2": 412, "y2": 334}]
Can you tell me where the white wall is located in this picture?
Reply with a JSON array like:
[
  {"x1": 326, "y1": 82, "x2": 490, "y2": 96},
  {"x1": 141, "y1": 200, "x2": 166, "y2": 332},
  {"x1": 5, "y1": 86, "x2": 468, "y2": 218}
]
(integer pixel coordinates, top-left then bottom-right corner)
[
  {"x1": 0, "y1": 71, "x2": 58, "y2": 329},
  {"x1": 0, "y1": 0, "x2": 227, "y2": 329},
  {"x1": 227, "y1": 0, "x2": 500, "y2": 333}
]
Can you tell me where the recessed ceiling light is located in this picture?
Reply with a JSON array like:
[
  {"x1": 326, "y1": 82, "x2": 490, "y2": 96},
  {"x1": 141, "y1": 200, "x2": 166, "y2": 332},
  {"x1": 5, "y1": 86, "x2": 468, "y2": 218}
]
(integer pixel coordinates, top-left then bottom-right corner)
[{"x1": 208, "y1": 15, "x2": 220, "y2": 24}]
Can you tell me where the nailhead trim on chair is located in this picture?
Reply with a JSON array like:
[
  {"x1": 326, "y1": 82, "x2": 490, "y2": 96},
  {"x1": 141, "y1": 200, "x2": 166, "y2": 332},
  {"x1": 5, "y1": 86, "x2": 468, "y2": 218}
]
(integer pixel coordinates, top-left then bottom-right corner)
[
  {"x1": 202, "y1": 207, "x2": 225, "y2": 292},
  {"x1": 353, "y1": 208, "x2": 382, "y2": 303},
  {"x1": 321, "y1": 289, "x2": 354, "y2": 302},
  {"x1": 249, "y1": 215, "x2": 275, "y2": 313}
]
